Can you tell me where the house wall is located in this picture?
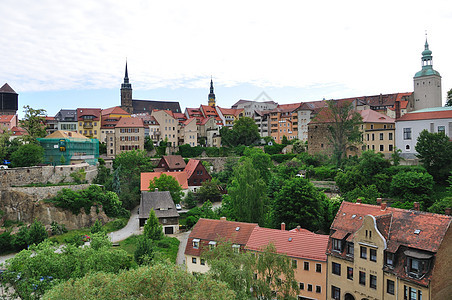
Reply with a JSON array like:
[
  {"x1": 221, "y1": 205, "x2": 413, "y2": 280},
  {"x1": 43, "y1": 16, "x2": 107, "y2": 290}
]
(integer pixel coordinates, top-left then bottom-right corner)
[
  {"x1": 361, "y1": 122, "x2": 395, "y2": 157},
  {"x1": 431, "y1": 225, "x2": 452, "y2": 299},
  {"x1": 308, "y1": 123, "x2": 332, "y2": 157},
  {"x1": 297, "y1": 109, "x2": 313, "y2": 142},
  {"x1": 152, "y1": 110, "x2": 178, "y2": 147},
  {"x1": 413, "y1": 75, "x2": 442, "y2": 111},
  {"x1": 185, "y1": 254, "x2": 209, "y2": 274},
  {"x1": 187, "y1": 163, "x2": 211, "y2": 186},
  {"x1": 270, "y1": 111, "x2": 298, "y2": 143},
  {"x1": 183, "y1": 120, "x2": 197, "y2": 146},
  {"x1": 293, "y1": 258, "x2": 327, "y2": 300},
  {"x1": 114, "y1": 126, "x2": 144, "y2": 155},
  {"x1": 77, "y1": 119, "x2": 101, "y2": 140}
]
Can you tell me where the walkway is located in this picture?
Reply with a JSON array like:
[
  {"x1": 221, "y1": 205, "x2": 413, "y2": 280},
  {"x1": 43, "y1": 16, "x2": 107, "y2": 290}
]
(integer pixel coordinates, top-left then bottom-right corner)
[{"x1": 108, "y1": 205, "x2": 141, "y2": 243}]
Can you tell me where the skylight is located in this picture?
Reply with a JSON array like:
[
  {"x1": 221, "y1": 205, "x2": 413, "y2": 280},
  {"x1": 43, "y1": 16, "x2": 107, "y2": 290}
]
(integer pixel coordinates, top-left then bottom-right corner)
[
  {"x1": 414, "y1": 229, "x2": 421, "y2": 234},
  {"x1": 236, "y1": 227, "x2": 240, "y2": 231}
]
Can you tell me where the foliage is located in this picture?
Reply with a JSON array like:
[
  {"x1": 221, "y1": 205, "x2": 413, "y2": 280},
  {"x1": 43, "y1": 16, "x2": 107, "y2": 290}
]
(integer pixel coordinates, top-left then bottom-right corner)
[
  {"x1": 196, "y1": 178, "x2": 223, "y2": 203},
  {"x1": 113, "y1": 150, "x2": 154, "y2": 209},
  {"x1": 320, "y1": 100, "x2": 363, "y2": 167},
  {"x1": 428, "y1": 197, "x2": 452, "y2": 214},
  {"x1": 10, "y1": 143, "x2": 44, "y2": 167},
  {"x1": 1, "y1": 239, "x2": 133, "y2": 299},
  {"x1": 69, "y1": 168, "x2": 86, "y2": 183},
  {"x1": 272, "y1": 177, "x2": 326, "y2": 232},
  {"x1": 90, "y1": 219, "x2": 104, "y2": 234},
  {"x1": 227, "y1": 157, "x2": 267, "y2": 225},
  {"x1": 184, "y1": 190, "x2": 198, "y2": 209},
  {"x1": 144, "y1": 135, "x2": 154, "y2": 152},
  {"x1": 220, "y1": 117, "x2": 260, "y2": 147},
  {"x1": 148, "y1": 173, "x2": 183, "y2": 204},
  {"x1": 445, "y1": 88, "x2": 452, "y2": 107},
  {"x1": 391, "y1": 147, "x2": 404, "y2": 166},
  {"x1": 185, "y1": 201, "x2": 218, "y2": 227},
  {"x1": 99, "y1": 142, "x2": 107, "y2": 155},
  {"x1": 0, "y1": 231, "x2": 13, "y2": 254},
  {"x1": 93, "y1": 163, "x2": 112, "y2": 188},
  {"x1": 264, "y1": 143, "x2": 285, "y2": 155},
  {"x1": 313, "y1": 165, "x2": 337, "y2": 180},
  {"x1": 50, "y1": 221, "x2": 68, "y2": 236},
  {"x1": 243, "y1": 147, "x2": 273, "y2": 183},
  {"x1": 415, "y1": 129, "x2": 452, "y2": 182},
  {"x1": 134, "y1": 235, "x2": 154, "y2": 265},
  {"x1": 213, "y1": 157, "x2": 239, "y2": 185},
  {"x1": 48, "y1": 185, "x2": 128, "y2": 218},
  {"x1": 292, "y1": 139, "x2": 306, "y2": 153},
  {"x1": 143, "y1": 209, "x2": 163, "y2": 240},
  {"x1": 89, "y1": 232, "x2": 112, "y2": 250},
  {"x1": 270, "y1": 153, "x2": 297, "y2": 163},
  {"x1": 19, "y1": 105, "x2": 47, "y2": 139},
  {"x1": 390, "y1": 171, "x2": 434, "y2": 207},
  {"x1": 9, "y1": 219, "x2": 48, "y2": 251},
  {"x1": 42, "y1": 262, "x2": 235, "y2": 300},
  {"x1": 343, "y1": 185, "x2": 380, "y2": 204}
]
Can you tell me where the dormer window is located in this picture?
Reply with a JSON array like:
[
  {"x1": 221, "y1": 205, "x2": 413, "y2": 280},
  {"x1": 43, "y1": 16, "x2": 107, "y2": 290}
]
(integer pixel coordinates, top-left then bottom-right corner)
[
  {"x1": 193, "y1": 239, "x2": 200, "y2": 249},
  {"x1": 346, "y1": 242, "x2": 354, "y2": 257},
  {"x1": 405, "y1": 249, "x2": 432, "y2": 279},
  {"x1": 332, "y1": 239, "x2": 342, "y2": 252},
  {"x1": 209, "y1": 241, "x2": 217, "y2": 250},
  {"x1": 385, "y1": 252, "x2": 395, "y2": 267}
]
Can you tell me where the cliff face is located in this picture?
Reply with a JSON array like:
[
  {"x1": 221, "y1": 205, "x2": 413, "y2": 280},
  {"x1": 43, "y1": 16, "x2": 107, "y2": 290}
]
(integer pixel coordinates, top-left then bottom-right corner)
[{"x1": 0, "y1": 185, "x2": 111, "y2": 230}]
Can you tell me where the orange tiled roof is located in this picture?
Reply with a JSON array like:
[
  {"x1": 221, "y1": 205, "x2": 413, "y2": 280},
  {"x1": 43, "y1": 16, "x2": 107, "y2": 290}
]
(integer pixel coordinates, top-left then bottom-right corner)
[
  {"x1": 246, "y1": 227, "x2": 329, "y2": 261},
  {"x1": 184, "y1": 159, "x2": 200, "y2": 177},
  {"x1": 115, "y1": 117, "x2": 144, "y2": 128},
  {"x1": 358, "y1": 109, "x2": 395, "y2": 123},
  {"x1": 185, "y1": 218, "x2": 258, "y2": 257},
  {"x1": 183, "y1": 117, "x2": 196, "y2": 126},
  {"x1": 77, "y1": 108, "x2": 101, "y2": 120},
  {"x1": 396, "y1": 108, "x2": 452, "y2": 122},
  {"x1": 102, "y1": 106, "x2": 130, "y2": 116},
  {"x1": 160, "y1": 155, "x2": 186, "y2": 170},
  {"x1": 140, "y1": 172, "x2": 188, "y2": 190},
  {"x1": 0, "y1": 115, "x2": 15, "y2": 123}
]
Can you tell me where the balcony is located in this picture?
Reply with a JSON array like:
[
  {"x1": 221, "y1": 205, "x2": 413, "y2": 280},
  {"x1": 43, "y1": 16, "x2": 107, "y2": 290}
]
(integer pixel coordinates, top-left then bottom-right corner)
[{"x1": 83, "y1": 122, "x2": 93, "y2": 129}]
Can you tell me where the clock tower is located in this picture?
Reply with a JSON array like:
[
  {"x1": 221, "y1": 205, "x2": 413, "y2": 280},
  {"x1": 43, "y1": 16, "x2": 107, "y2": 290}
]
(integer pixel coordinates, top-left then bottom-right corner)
[
  {"x1": 121, "y1": 62, "x2": 133, "y2": 114},
  {"x1": 208, "y1": 77, "x2": 216, "y2": 107}
]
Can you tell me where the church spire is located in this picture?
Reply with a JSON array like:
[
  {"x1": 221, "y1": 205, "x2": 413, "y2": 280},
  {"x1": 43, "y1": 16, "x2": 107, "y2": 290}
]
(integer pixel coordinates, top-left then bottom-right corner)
[
  {"x1": 208, "y1": 76, "x2": 216, "y2": 107},
  {"x1": 121, "y1": 60, "x2": 133, "y2": 113}
]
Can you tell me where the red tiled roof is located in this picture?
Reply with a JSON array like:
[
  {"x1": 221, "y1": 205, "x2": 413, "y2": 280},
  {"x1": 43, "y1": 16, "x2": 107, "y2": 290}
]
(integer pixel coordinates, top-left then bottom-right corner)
[
  {"x1": 218, "y1": 107, "x2": 243, "y2": 117},
  {"x1": 77, "y1": 108, "x2": 101, "y2": 120},
  {"x1": 329, "y1": 201, "x2": 451, "y2": 253},
  {"x1": 183, "y1": 117, "x2": 196, "y2": 126},
  {"x1": 115, "y1": 117, "x2": 144, "y2": 128},
  {"x1": 184, "y1": 159, "x2": 200, "y2": 177},
  {"x1": 140, "y1": 172, "x2": 188, "y2": 190},
  {"x1": 0, "y1": 115, "x2": 15, "y2": 123},
  {"x1": 160, "y1": 155, "x2": 186, "y2": 170},
  {"x1": 185, "y1": 218, "x2": 258, "y2": 257},
  {"x1": 396, "y1": 108, "x2": 452, "y2": 122},
  {"x1": 102, "y1": 106, "x2": 130, "y2": 116},
  {"x1": 11, "y1": 126, "x2": 27, "y2": 136},
  {"x1": 358, "y1": 109, "x2": 395, "y2": 123},
  {"x1": 246, "y1": 227, "x2": 329, "y2": 261},
  {"x1": 200, "y1": 117, "x2": 213, "y2": 125}
]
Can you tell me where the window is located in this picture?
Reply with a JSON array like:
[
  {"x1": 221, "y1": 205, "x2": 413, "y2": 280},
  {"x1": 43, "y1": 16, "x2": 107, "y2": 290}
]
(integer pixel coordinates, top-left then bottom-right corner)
[
  {"x1": 359, "y1": 271, "x2": 366, "y2": 285},
  {"x1": 389, "y1": 144, "x2": 393, "y2": 151},
  {"x1": 232, "y1": 244, "x2": 240, "y2": 254},
  {"x1": 405, "y1": 285, "x2": 422, "y2": 300},
  {"x1": 292, "y1": 259, "x2": 298, "y2": 268},
  {"x1": 332, "y1": 239, "x2": 342, "y2": 252},
  {"x1": 386, "y1": 252, "x2": 394, "y2": 266},
  {"x1": 299, "y1": 282, "x2": 304, "y2": 290},
  {"x1": 387, "y1": 279, "x2": 395, "y2": 295},
  {"x1": 389, "y1": 132, "x2": 393, "y2": 140},
  {"x1": 192, "y1": 257, "x2": 197, "y2": 264},
  {"x1": 403, "y1": 128, "x2": 412, "y2": 140},
  {"x1": 331, "y1": 286, "x2": 340, "y2": 300},
  {"x1": 193, "y1": 239, "x2": 200, "y2": 249},
  {"x1": 347, "y1": 267, "x2": 353, "y2": 280},
  {"x1": 380, "y1": 133, "x2": 384, "y2": 140},
  {"x1": 360, "y1": 246, "x2": 367, "y2": 259},
  {"x1": 370, "y1": 249, "x2": 377, "y2": 262},
  {"x1": 315, "y1": 285, "x2": 321, "y2": 293},
  {"x1": 370, "y1": 274, "x2": 377, "y2": 289},
  {"x1": 346, "y1": 243, "x2": 354, "y2": 256},
  {"x1": 380, "y1": 145, "x2": 384, "y2": 151},
  {"x1": 307, "y1": 284, "x2": 312, "y2": 292},
  {"x1": 372, "y1": 133, "x2": 375, "y2": 141},
  {"x1": 200, "y1": 259, "x2": 205, "y2": 265},
  {"x1": 209, "y1": 241, "x2": 216, "y2": 250},
  {"x1": 371, "y1": 124, "x2": 374, "y2": 129},
  {"x1": 304, "y1": 262, "x2": 309, "y2": 271},
  {"x1": 316, "y1": 263, "x2": 321, "y2": 273},
  {"x1": 332, "y1": 262, "x2": 341, "y2": 275}
]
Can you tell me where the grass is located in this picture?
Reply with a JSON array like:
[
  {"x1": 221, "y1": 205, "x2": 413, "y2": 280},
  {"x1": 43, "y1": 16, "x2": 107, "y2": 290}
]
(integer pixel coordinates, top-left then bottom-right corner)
[{"x1": 117, "y1": 235, "x2": 180, "y2": 263}]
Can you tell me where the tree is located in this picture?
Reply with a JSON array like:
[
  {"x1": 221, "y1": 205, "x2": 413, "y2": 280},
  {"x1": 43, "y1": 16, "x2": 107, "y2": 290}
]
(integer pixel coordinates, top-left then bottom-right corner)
[
  {"x1": 143, "y1": 208, "x2": 163, "y2": 240},
  {"x1": 445, "y1": 88, "x2": 452, "y2": 107},
  {"x1": 227, "y1": 158, "x2": 267, "y2": 225},
  {"x1": 148, "y1": 173, "x2": 183, "y2": 204},
  {"x1": 43, "y1": 263, "x2": 235, "y2": 300},
  {"x1": 220, "y1": 117, "x2": 260, "y2": 147},
  {"x1": 390, "y1": 171, "x2": 434, "y2": 207},
  {"x1": 144, "y1": 135, "x2": 154, "y2": 152},
  {"x1": 196, "y1": 178, "x2": 223, "y2": 203},
  {"x1": 134, "y1": 235, "x2": 154, "y2": 265},
  {"x1": 415, "y1": 129, "x2": 452, "y2": 182},
  {"x1": 10, "y1": 143, "x2": 44, "y2": 167},
  {"x1": 27, "y1": 219, "x2": 48, "y2": 246},
  {"x1": 243, "y1": 147, "x2": 273, "y2": 183},
  {"x1": 272, "y1": 177, "x2": 325, "y2": 232},
  {"x1": 319, "y1": 100, "x2": 362, "y2": 167},
  {"x1": 20, "y1": 105, "x2": 47, "y2": 139}
]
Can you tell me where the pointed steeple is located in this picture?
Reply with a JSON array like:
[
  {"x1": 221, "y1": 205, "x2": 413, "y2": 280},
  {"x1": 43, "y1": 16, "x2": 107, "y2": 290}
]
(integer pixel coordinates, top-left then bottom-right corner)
[
  {"x1": 124, "y1": 61, "x2": 129, "y2": 83},
  {"x1": 121, "y1": 60, "x2": 133, "y2": 113},
  {"x1": 414, "y1": 36, "x2": 440, "y2": 78},
  {"x1": 208, "y1": 76, "x2": 216, "y2": 107},
  {"x1": 121, "y1": 60, "x2": 132, "y2": 89}
]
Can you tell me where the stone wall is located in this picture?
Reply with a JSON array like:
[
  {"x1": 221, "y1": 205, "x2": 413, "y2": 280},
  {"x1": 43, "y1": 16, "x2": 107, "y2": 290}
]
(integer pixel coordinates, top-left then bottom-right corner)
[
  {"x1": 0, "y1": 184, "x2": 111, "y2": 230},
  {"x1": 0, "y1": 163, "x2": 98, "y2": 188}
]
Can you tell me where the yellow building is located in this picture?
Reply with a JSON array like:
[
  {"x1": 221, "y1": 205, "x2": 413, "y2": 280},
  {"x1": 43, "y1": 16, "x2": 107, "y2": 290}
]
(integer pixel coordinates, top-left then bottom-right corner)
[
  {"x1": 76, "y1": 108, "x2": 101, "y2": 139},
  {"x1": 327, "y1": 200, "x2": 452, "y2": 300},
  {"x1": 359, "y1": 110, "x2": 395, "y2": 158}
]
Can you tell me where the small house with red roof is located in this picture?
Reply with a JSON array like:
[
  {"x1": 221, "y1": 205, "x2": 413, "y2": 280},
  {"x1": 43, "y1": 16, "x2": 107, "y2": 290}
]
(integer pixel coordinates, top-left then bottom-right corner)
[
  {"x1": 395, "y1": 106, "x2": 452, "y2": 160},
  {"x1": 106, "y1": 117, "x2": 144, "y2": 157},
  {"x1": 327, "y1": 200, "x2": 452, "y2": 300},
  {"x1": 155, "y1": 155, "x2": 186, "y2": 172},
  {"x1": 0, "y1": 114, "x2": 18, "y2": 131},
  {"x1": 184, "y1": 159, "x2": 211, "y2": 190},
  {"x1": 246, "y1": 224, "x2": 329, "y2": 300},
  {"x1": 184, "y1": 218, "x2": 258, "y2": 274}
]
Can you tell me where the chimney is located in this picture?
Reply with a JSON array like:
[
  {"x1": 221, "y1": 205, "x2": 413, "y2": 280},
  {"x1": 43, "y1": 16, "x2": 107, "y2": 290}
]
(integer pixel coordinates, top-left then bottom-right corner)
[
  {"x1": 381, "y1": 202, "x2": 387, "y2": 211},
  {"x1": 154, "y1": 188, "x2": 158, "y2": 192},
  {"x1": 395, "y1": 101, "x2": 401, "y2": 119},
  {"x1": 356, "y1": 198, "x2": 362, "y2": 204},
  {"x1": 413, "y1": 202, "x2": 420, "y2": 211},
  {"x1": 296, "y1": 225, "x2": 301, "y2": 231},
  {"x1": 445, "y1": 208, "x2": 451, "y2": 216},
  {"x1": 281, "y1": 222, "x2": 286, "y2": 231},
  {"x1": 220, "y1": 217, "x2": 226, "y2": 221},
  {"x1": 376, "y1": 198, "x2": 382, "y2": 205}
]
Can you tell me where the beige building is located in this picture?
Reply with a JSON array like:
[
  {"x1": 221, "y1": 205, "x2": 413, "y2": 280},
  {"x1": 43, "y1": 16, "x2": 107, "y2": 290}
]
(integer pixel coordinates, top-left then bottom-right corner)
[
  {"x1": 151, "y1": 110, "x2": 178, "y2": 147},
  {"x1": 359, "y1": 110, "x2": 395, "y2": 158},
  {"x1": 106, "y1": 117, "x2": 144, "y2": 157},
  {"x1": 327, "y1": 200, "x2": 452, "y2": 300},
  {"x1": 180, "y1": 117, "x2": 197, "y2": 146}
]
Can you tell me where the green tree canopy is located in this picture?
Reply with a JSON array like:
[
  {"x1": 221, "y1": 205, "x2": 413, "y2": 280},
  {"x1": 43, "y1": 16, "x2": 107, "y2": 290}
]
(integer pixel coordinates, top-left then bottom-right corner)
[
  {"x1": 143, "y1": 208, "x2": 163, "y2": 240},
  {"x1": 242, "y1": 147, "x2": 273, "y2": 183},
  {"x1": 196, "y1": 178, "x2": 223, "y2": 203},
  {"x1": 148, "y1": 173, "x2": 183, "y2": 204},
  {"x1": 445, "y1": 88, "x2": 452, "y2": 107},
  {"x1": 20, "y1": 105, "x2": 47, "y2": 139},
  {"x1": 10, "y1": 143, "x2": 44, "y2": 167},
  {"x1": 272, "y1": 177, "x2": 326, "y2": 232},
  {"x1": 220, "y1": 117, "x2": 260, "y2": 147},
  {"x1": 415, "y1": 129, "x2": 452, "y2": 182}
]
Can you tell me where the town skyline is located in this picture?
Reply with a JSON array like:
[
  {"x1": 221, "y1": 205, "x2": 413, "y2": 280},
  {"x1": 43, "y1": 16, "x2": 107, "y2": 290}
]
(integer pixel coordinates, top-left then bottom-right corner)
[{"x1": 2, "y1": 1, "x2": 451, "y2": 118}]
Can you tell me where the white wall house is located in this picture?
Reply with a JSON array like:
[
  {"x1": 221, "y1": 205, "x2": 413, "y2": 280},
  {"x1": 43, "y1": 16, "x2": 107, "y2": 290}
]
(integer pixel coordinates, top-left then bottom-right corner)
[{"x1": 395, "y1": 107, "x2": 452, "y2": 159}]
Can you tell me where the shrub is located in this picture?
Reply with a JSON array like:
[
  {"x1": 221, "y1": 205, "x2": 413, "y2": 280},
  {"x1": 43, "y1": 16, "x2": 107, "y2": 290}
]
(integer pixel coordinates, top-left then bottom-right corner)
[
  {"x1": 313, "y1": 165, "x2": 337, "y2": 180},
  {"x1": 271, "y1": 153, "x2": 297, "y2": 163},
  {"x1": 90, "y1": 219, "x2": 104, "y2": 234}
]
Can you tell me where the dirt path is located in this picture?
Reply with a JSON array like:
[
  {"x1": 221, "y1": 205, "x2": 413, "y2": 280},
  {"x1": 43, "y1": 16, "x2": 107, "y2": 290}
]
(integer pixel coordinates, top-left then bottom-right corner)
[{"x1": 108, "y1": 205, "x2": 141, "y2": 243}]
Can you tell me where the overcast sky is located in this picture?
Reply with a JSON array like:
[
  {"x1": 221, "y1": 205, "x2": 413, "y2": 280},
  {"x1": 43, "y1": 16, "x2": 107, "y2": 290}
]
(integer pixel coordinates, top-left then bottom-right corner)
[{"x1": 1, "y1": 0, "x2": 451, "y2": 117}]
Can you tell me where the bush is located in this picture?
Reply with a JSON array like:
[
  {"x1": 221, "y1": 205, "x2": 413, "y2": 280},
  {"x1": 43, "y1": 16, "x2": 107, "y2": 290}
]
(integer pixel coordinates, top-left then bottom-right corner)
[
  {"x1": 271, "y1": 153, "x2": 297, "y2": 163},
  {"x1": 390, "y1": 171, "x2": 434, "y2": 206},
  {"x1": 134, "y1": 236, "x2": 154, "y2": 265},
  {"x1": 0, "y1": 231, "x2": 13, "y2": 254},
  {"x1": 50, "y1": 221, "x2": 68, "y2": 236},
  {"x1": 313, "y1": 165, "x2": 337, "y2": 180},
  {"x1": 90, "y1": 219, "x2": 104, "y2": 234},
  {"x1": 70, "y1": 169, "x2": 87, "y2": 184},
  {"x1": 264, "y1": 144, "x2": 285, "y2": 155}
]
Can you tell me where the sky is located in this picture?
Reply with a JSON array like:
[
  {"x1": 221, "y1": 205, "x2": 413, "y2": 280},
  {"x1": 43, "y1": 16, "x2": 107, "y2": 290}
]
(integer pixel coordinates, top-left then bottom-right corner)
[{"x1": 1, "y1": 0, "x2": 451, "y2": 118}]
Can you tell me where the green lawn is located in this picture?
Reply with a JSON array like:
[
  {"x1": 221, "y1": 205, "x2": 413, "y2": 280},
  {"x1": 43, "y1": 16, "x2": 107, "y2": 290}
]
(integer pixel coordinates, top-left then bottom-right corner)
[{"x1": 117, "y1": 235, "x2": 180, "y2": 263}]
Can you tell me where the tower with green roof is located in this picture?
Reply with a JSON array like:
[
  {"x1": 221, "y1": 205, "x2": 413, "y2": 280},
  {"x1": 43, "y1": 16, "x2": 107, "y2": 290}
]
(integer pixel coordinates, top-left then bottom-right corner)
[{"x1": 413, "y1": 38, "x2": 442, "y2": 111}]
